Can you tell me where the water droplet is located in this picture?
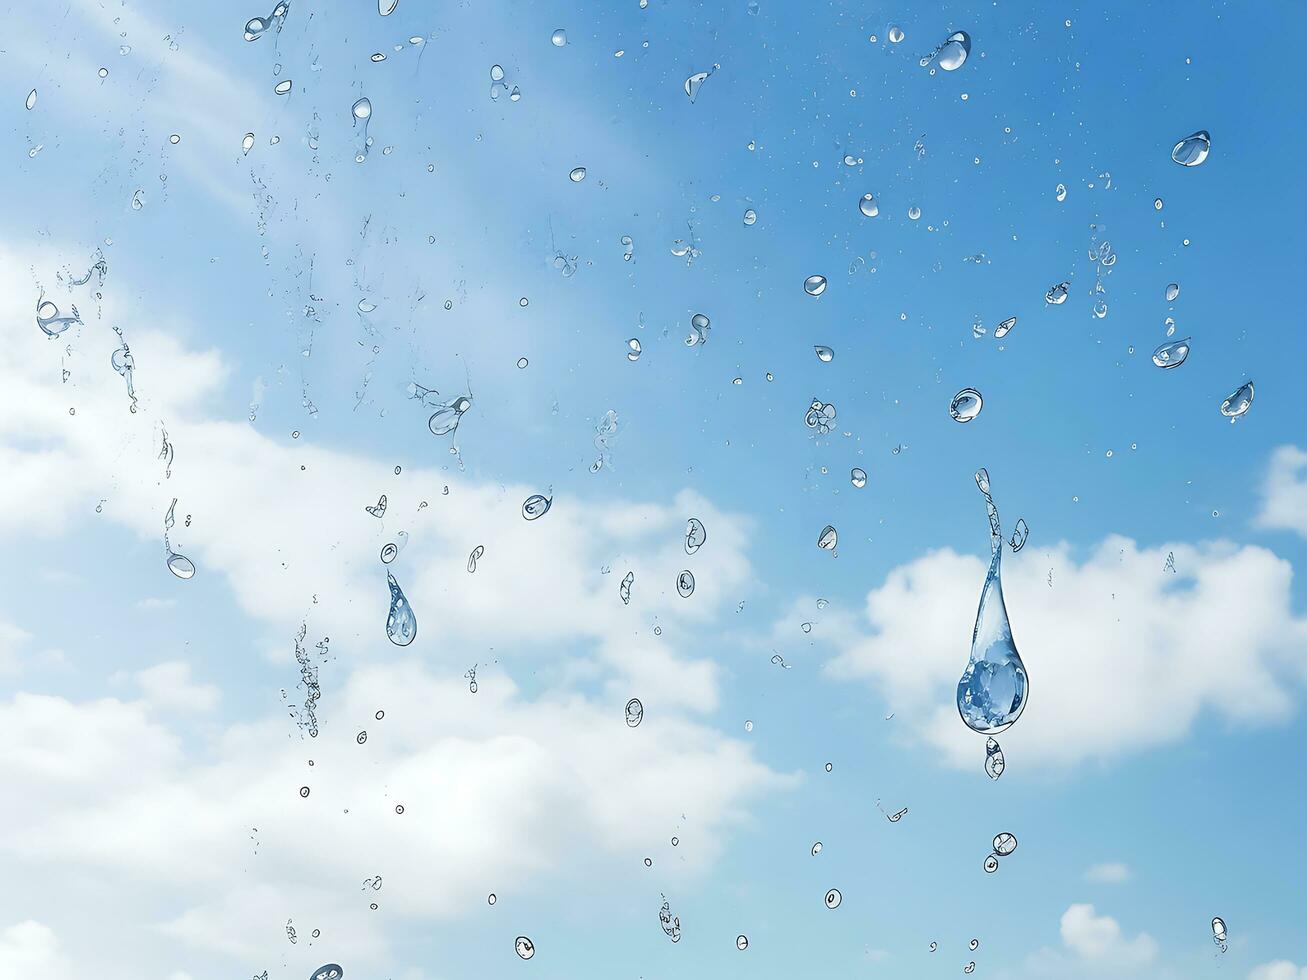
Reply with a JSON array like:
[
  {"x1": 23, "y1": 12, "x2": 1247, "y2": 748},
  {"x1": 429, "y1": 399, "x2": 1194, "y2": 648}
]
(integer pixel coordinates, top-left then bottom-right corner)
[
  {"x1": 824, "y1": 888, "x2": 842, "y2": 909},
  {"x1": 676, "y1": 570, "x2": 696, "y2": 598},
  {"x1": 385, "y1": 571, "x2": 417, "y2": 646},
  {"x1": 274, "y1": 79, "x2": 293, "y2": 95},
  {"x1": 169, "y1": 133, "x2": 181, "y2": 144},
  {"x1": 1165, "y1": 282, "x2": 1180, "y2": 302},
  {"x1": 742, "y1": 208, "x2": 757, "y2": 226},
  {"x1": 620, "y1": 571, "x2": 634, "y2": 605},
  {"x1": 366, "y1": 495, "x2": 388, "y2": 518},
  {"x1": 984, "y1": 854, "x2": 999, "y2": 873},
  {"x1": 516, "y1": 357, "x2": 528, "y2": 369},
  {"x1": 736, "y1": 935, "x2": 749, "y2": 951},
  {"x1": 850, "y1": 467, "x2": 867, "y2": 488},
  {"x1": 985, "y1": 737, "x2": 1005, "y2": 779},
  {"x1": 931, "y1": 30, "x2": 971, "y2": 71},
  {"x1": 1045, "y1": 281, "x2": 1069, "y2": 305},
  {"x1": 803, "y1": 275, "x2": 828, "y2": 296},
  {"x1": 515, "y1": 937, "x2": 535, "y2": 960},
  {"x1": 309, "y1": 965, "x2": 342, "y2": 980},
  {"x1": 817, "y1": 525, "x2": 838, "y2": 552},
  {"x1": 167, "y1": 554, "x2": 196, "y2": 579},
  {"x1": 467, "y1": 545, "x2": 485, "y2": 573},
  {"x1": 970, "y1": 939, "x2": 980, "y2": 952},
  {"x1": 352, "y1": 97, "x2": 372, "y2": 120},
  {"x1": 370, "y1": 52, "x2": 386, "y2": 61},
  {"x1": 858, "y1": 194, "x2": 879, "y2": 217},
  {"x1": 956, "y1": 469, "x2": 1029, "y2": 734},
  {"x1": 490, "y1": 64, "x2": 505, "y2": 81},
  {"x1": 1219, "y1": 381, "x2": 1254, "y2": 419},
  {"x1": 1055, "y1": 183, "x2": 1067, "y2": 202},
  {"x1": 744, "y1": 719, "x2": 754, "y2": 732},
  {"x1": 686, "y1": 312, "x2": 711, "y2": 347},
  {"x1": 98, "y1": 67, "x2": 109, "y2": 78},
  {"x1": 1151, "y1": 338, "x2": 1191, "y2": 369},
  {"x1": 685, "y1": 517, "x2": 707, "y2": 554},
  {"x1": 1171, "y1": 130, "x2": 1211, "y2": 167},
  {"x1": 568, "y1": 167, "x2": 586, "y2": 182},
  {"x1": 551, "y1": 28, "x2": 567, "y2": 46},
  {"x1": 242, "y1": 133, "x2": 255, "y2": 154},
  {"x1": 684, "y1": 65, "x2": 716, "y2": 102},
  {"x1": 378, "y1": 0, "x2": 398, "y2": 13},
  {"x1": 888, "y1": 25, "x2": 904, "y2": 43},
  {"x1": 811, "y1": 841, "x2": 823, "y2": 855},
  {"x1": 522, "y1": 494, "x2": 552, "y2": 520},
  {"x1": 994, "y1": 316, "x2": 1017, "y2": 339},
  {"x1": 621, "y1": 235, "x2": 634, "y2": 260},
  {"x1": 814, "y1": 345, "x2": 834, "y2": 363},
  {"x1": 993, "y1": 832, "x2": 1018, "y2": 856},
  {"x1": 950, "y1": 388, "x2": 983, "y2": 423},
  {"x1": 25, "y1": 89, "x2": 37, "y2": 110},
  {"x1": 625, "y1": 697, "x2": 644, "y2": 727},
  {"x1": 965, "y1": 962, "x2": 976, "y2": 974},
  {"x1": 907, "y1": 205, "x2": 922, "y2": 220},
  {"x1": 1154, "y1": 197, "x2": 1164, "y2": 210},
  {"x1": 1212, "y1": 917, "x2": 1227, "y2": 945},
  {"x1": 626, "y1": 338, "x2": 642, "y2": 361}
]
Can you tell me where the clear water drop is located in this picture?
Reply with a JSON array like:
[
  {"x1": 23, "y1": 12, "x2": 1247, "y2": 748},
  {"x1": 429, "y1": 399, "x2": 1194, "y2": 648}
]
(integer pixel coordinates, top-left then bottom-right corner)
[
  {"x1": 684, "y1": 66, "x2": 716, "y2": 102},
  {"x1": 274, "y1": 79, "x2": 292, "y2": 95},
  {"x1": 984, "y1": 737, "x2": 1005, "y2": 779},
  {"x1": 625, "y1": 698, "x2": 643, "y2": 727},
  {"x1": 380, "y1": 543, "x2": 397, "y2": 564},
  {"x1": 1171, "y1": 130, "x2": 1211, "y2": 167},
  {"x1": 467, "y1": 545, "x2": 485, "y2": 573},
  {"x1": 490, "y1": 64, "x2": 505, "y2": 81},
  {"x1": 956, "y1": 469, "x2": 1029, "y2": 735},
  {"x1": 551, "y1": 28, "x2": 567, "y2": 46},
  {"x1": 850, "y1": 467, "x2": 867, "y2": 488},
  {"x1": 824, "y1": 888, "x2": 842, "y2": 909},
  {"x1": 378, "y1": 0, "x2": 398, "y2": 14},
  {"x1": 1055, "y1": 183, "x2": 1067, "y2": 202},
  {"x1": 385, "y1": 571, "x2": 417, "y2": 646},
  {"x1": 242, "y1": 133, "x2": 255, "y2": 154},
  {"x1": 620, "y1": 571, "x2": 634, "y2": 605},
  {"x1": 803, "y1": 275, "x2": 827, "y2": 296},
  {"x1": 515, "y1": 937, "x2": 535, "y2": 960},
  {"x1": 817, "y1": 525, "x2": 838, "y2": 552},
  {"x1": 858, "y1": 194, "x2": 879, "y2": 217},
  {"x1": 888, "y1": 26, "x2": 904, "y2": 43},
  {"x1": 994, "y1": 316, "x2": 1017, "y2": 339},
  {"x1": 1045, "y1": 281, "x2": 1069, "y2": 305},
  {"x1": 25, "y1": 89, "x2": 36, "y2": 110},
  {"x1": 522, "y1": 494, "x2": 552, "y2": 520},
  {"x1": 626, "y1": 338, "x2": 642, "y2": 361},
  {"x1": 814, "y1": 345, "x2": 834, "y2": 362},
  {"x1": 1165, "y1": 282, "x2": 1180, "y2": 302},
  {"x1": 993, "y1": 832, "x2": 1018, "y2": 856},
  {"x1": 685, "y1": 517, "x2": 707, "y2": 554},
  {"x1": 1220, "y1": 381, "x2": 1254, "y2": 419},
  {"x1": 936, "y1": 31, "x2": 971, "y2": 70},
  {"x1": 569, "y1": 166, "x2": 586, "y2": 182},
  {"x1": 1151, "y1": 338, "x2": 1191, "y2": 369},
  {"x1": 907, "y1": 205, "x2": 921, "y2": 220},
  {"x1": 950, "y1": 388, "x2": 983, "y2": 423},
  {"x1": 742, "y1": 208, "x2": 757, "y2": 226},
  {"x1": 677, "y1": 570, "x2": 696, "y2": 597}
]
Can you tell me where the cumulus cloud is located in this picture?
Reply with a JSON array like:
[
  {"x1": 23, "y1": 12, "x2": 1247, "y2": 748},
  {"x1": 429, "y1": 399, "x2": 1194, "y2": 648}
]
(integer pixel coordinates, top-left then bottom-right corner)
[
  {"x1": 814, "y1": 535, "x2": 1307, "y2": 768},
  {"x1": 0, "y1": 921, "x2": 70, "y2": 980},
  {"x1": 1250, "y1": 962, "x2": 1307, "y2": 980},
  {"x1": 1059, "y1": 904, "x2": 1157, "y2": 964},
  {"x1": 1083, "y1": 862, "x2": 1131, "y2": 884},
  {"x1": 133, "y1": 661, "x2": 221, "y2": 713},
  {"x1": 1258, "y1": 445, "x2": 1307, "y2": 538},
  {"x1": 0, "y1": 620, "x2": 32, "y2": 674}
]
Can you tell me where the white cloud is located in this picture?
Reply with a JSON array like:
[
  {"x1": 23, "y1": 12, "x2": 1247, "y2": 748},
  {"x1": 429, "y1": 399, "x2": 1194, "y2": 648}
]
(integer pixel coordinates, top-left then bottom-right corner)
[
  {"x1": 816, "y1": 535, "x2": 1307, "y2": 768},
  {"x1": 0, "y1": 620, "x2": 32, "y2": 674},
  {"x1": 1250, "y1": 962, "x2": 1307, "y2": 980},
  {"x1": 1060, "y1": 904, "x2": 1156, "y2": 964},
  {"x1": 0, "y1": 921, "x2": 70, "y2": 980},
  {"x1": 1084, "y1": 862, "x2": 1131, "y2": 884},
  {"x1": 134, "y1": 661, "x2": 220, "y2": 714},
  {"x1": 1258, "y1": 445, "x2": 1307, "y2": 538}
]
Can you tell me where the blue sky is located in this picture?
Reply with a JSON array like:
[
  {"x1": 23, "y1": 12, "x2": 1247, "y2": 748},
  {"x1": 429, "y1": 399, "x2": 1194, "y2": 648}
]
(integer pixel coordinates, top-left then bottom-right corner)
[{"x1": 2, "y1": 1, "x2": 1306, "y2": 978}]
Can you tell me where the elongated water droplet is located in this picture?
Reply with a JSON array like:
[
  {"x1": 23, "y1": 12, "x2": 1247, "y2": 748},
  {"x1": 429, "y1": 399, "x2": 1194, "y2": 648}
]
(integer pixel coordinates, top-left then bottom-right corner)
[
  {"x1": 1045, "y1": 282, "x2": 1069, "y2": 305},
  {"x1": 36, "y1": 298, "x2": 80, "y2": 338},
  {"x1": 814, "y1": 345, "x2": 834, "y2": 362},
  {"x1": 1212, "y1": 917, "x2": 1227, "y2": 945},
  {"x1": 803, "y1": 275, "x2": 827, "y2": 296},
  {"x1": 568, "y1": 166, "x2": 586, "y2": 182},
  {"x1": 684, "y1": 66, "x2": 716, "y2": 102},
  {"x1": 467, "y1": 545, "x2": 485, "y2": 573},
  {"x1": 620, "y1": 571, "x2": 634, "y2": 604},
  {"x1": 625, "y1": 697, "x2": 643, "y2": 727},
  {"x1": 950, "y1": 388, "x2": 983, "y2": 423},
  {"x1": 1152, "y1": 338, "x2": 1191, "y2": 369},
  {"x1": 385, "y1": 571, "x2": 417, "y2": 646},
  {"x1": 984, "y1": 737, "x2": 1005, "y2": 779},
  {"x1": 858, "y1": 193, "x2": 879, "y2": 217},
  {"x1": 817, "y1": 525, "x2": 838, "y2": 552},
  {"x1": 685, "y1": 517, "x2": 707, "y2": 554},
  {"x1": 956, "y1": 469, "x2": 1029, "y2": 735},
  {"x1": 850, "y1": 467, "x2": 867, "y2": 488},
  {"x1": 1171, "y1": 130, "x2": 1211, "y2": 167},
  {"x1": 994, "y1": 316, "x2": 1017, "y2": 339},
  {"x1": 25, "y1": 89, "x2": 37, "y2": 110},
  {"x1": 522, "y1": 494, "x2": 552, "y2": 520},
  {"x1": 676, "y1": 570, "x2": 695, "y2": 597},
  {"x1": 242, "y1": 133, "x2": 255, "y2": 154},
  {"x1": 1165, "y1": 282, "x2": 1180, "y2": 302},
  {"x1": 1055, "y1": 183, "x2": 1067, "y2": 202},
  {"x1": 352, "y1": 97, "x2": 372, "y2": 120},
  {"x1": 274, "y1": 79, "x2": 292, "y2": 95},
  {"x1": 1220, "y1": 381, "x2": 1254, "y2": 419}
]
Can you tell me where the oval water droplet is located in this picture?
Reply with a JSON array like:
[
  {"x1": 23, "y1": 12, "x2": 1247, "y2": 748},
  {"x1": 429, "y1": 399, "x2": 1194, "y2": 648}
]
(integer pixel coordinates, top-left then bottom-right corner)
[
  {"x1": 858, "y1": 193, "x2": 879, "y2": 217},
  {"x1": 993, "y1": 831, "x2": 1018, "y2": 856},
  {"x1": 742, "y1": 208, "x2": 757, "y2": 225},
  {"x1": 676, "y1": 570, "x2": 696, "y2": 598},
  {"x1": 817, "y1": 525, "x2": 838, "y2": 551},
  {"x1": 626, "y1": 338, "x2": 642, "y2": 361},
  {"x1": 888, "y1": 25, "x2": 904, "y2": 43},
  {"x1": 1055, "y1": 183, "x2": 1067, "y2": 202},
  {"x1": 625, "y1": 698, "x2": 644, "y2": 727},
  {"x1": 25, "y1": 89, "x2": 37, "y2": 110},
  {"x1": 956, "y1": 469, "x2": 1029, "y2": 735},
  {"x1": 379, "y1": 0, "x2": 398, "y2": 14},
  {"x1": 514, "y1": 937, "x2": 535, "y2": 960},
  {"x1": 384, "y1": 571, "x2": 417, "y2": 646},
  {"x1": 685, "y1": 517, "x2": 707, "y2": 555},
  {"x1": 803, "y1": 275, "x2": 827, "y2": 296},
  {"x1": 1171, "y1": 130, "x2": 1211, "y2": 167},
  {"x1": 167, "y1": 554, "x2": 196, "y2": 580},
  {"x1": 1045, "y1": 281, "x2": 1069, "y2": 305},
  {"x1": 994, "y1": 316, "x2": 1017, "y2": 339},
  {"x1": 851, "y1": 468, "x2": 869, "y2": 489},
  {"x1": 907, "y1": 205, "x2": 922, "y2": 220},
  {"x1": 1151, "y1": 338, "x2": 1191, "y2": 369},
  {"x1": 950, "y1": 388, "x2": 983, "y2": 423},
  {"x1": 274, "y1": 79, "x2": 292, "y2": 95},
  {"x1": 937, "y1": 30, "x2": 971, "y2": 71},
  {"x1": 352, "y1": 97, "x2": 372, "y2": 121},
  {"x1": 380, "y1": 543, "x2": 397, "y2": 564},
  {"x1": 1220, "y1": 381, "x2": 1254, "y2": 419},
  {"x1": 984, "y1": 736, "x2": 1005, "y2": 779},
  {"x1": 824, "y1": 888, "x2": 842, "y2": 909},
  {"x1": 568, "y1": 166, "x2": 586, "y2": 182},
  {"x1": 551, "y1": 28, "x2": 567, "y2": 46},
  {"x1": 1154, "y1": 197, "x2": 1164, "y2": 210},
  {"x1": 242, "y1": 133, "x2": 255, "y2": 154},
  {"x1": 814, "y1": 345, "x2": 834, "y2": 363},
  {"x1": 522, "y1": 494, "x2": 552, "y2": 520},
  {"x1": 490, "y1": 64, "x2": 505, "y2": 81},
  {"x1": 1165, "y1": 282, "x2": 1180, "y2": 302}
]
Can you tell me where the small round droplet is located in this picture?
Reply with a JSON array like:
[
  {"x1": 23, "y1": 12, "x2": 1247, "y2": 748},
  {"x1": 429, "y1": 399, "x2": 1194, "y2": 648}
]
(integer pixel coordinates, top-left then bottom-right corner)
[
  {"x1": 380, "y1": 543, "x2": 398, "y2": 563},
  {"x1": 970, "y1": 939, "x2": 980, "y2": 951},
  {"x1": 169, "y1": 133, "x2": 180, "y2": 144},
  {"x1": 744, "y1": 720, "x2": 754, "y2": 732},
  {"x1": 984, "y1": 854, "x2": 999, "y2": 873},
  {"x1": 299, "y1": 786, "x2": 310, "y2": 798},
  {"x1": 98, "y1": 67, "x2": 109, "y2": 78},
  {"x1": 742, "y1": 208, "x2": 757, "y2": 226},
  {"x1": 814, "y1": 345, "x2": 834, "y2": 363},
  {"x1": 736, "y1": 935, "x2": 749, "y2": 950},
  {"x1": 490, "y1": 64, "x2": 505, "y2": 81},
  {"x1": 514, "y1": 936, "x2": 535, "y2": 960},
  {"x1": 1154, "y1": 197, "x2": 1164, "y2": 210},
  {"x1": 803, "y1": 275, "x2": 827, "y2": 296},
  {"x1": 1045, "y1": 281, "x2": 1070, "y2": 305},
  {"x1": 824, "y1": 888, "x2": 842, "y2": 909},
  {"x1": 888, "y1": 26, "x2": 904, "y2": 43},
  {"x1": 551, "y1": 28, "x2": 567, "y2": 46},
  {"x1": 356, "y1": 731, "x2": 367, "y2": 744},
  {"x1": 850, "y1": 467, "x2": 867, "y2": 488},
  {"x1": 817, "y1": 525, "x2": 838, "y2": 552},
  {"x1": 993, "y1": 832, "x2": 1018, "y2": 856},
  {"x1": 936, "y1": 31, "x2": 971, "y2": 70},
  {"x1": 522, "y1": 494, "x2": 552, "y2": 520},
  {"x1": 908, "y1": 205, "x2": 922, "y2": 220},
  {"x1": 517, "y1": 357, "x2": 529, "y2": 369},
  {"x1": 568, "y1": 166, "x2": 586, "y2": 182},
  {"x1": 858, "y1": 193, "x2": 879, "y2": 217},
  {"x1": 676, "y1": 570, "x2": 696, "y2": 598},
  {"x1": 950, "y1": 388, "x2": 983, "y2": 423},
  {"x1": 242, "y1": 133, "x2": 255, "y2": 154},
  {"x1": 487, "y1": 893, "x2": 497, "y2": 905}
]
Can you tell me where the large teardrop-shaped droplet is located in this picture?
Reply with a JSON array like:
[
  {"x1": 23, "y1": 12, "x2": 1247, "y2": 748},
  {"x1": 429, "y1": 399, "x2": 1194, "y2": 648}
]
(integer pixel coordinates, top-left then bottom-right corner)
[
  {"x1": 385, "y1": 571, "x2": 417, "y2": 646},
  {"x1": 956, "y1": 469, "x2": 1028, "y2": 735}
]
